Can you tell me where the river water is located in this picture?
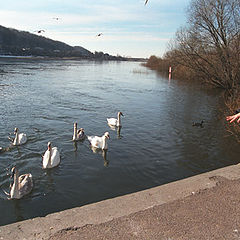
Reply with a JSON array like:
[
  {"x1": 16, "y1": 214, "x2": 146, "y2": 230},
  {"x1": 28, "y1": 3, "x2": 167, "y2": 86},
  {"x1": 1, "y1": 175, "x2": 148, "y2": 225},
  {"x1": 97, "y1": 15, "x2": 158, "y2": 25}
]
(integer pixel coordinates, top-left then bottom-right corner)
[{"x1": 0, "y1": 59, "x2": 239, "y2": 226}]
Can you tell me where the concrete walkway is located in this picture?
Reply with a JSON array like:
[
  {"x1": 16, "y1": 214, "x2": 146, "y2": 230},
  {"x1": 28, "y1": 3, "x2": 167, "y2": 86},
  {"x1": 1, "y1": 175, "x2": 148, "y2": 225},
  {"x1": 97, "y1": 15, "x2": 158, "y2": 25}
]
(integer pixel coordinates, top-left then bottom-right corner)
[{"x1": 1, "y1": 164, "x2": 240, "y2": 240}]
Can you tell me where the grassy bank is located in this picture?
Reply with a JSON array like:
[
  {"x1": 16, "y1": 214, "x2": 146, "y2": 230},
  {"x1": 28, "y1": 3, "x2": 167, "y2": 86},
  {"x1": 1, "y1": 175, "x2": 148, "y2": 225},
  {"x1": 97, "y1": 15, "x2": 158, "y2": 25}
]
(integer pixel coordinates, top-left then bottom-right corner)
[{"x1": 143, "y1": 55, "x2": 197, "y2": 81}]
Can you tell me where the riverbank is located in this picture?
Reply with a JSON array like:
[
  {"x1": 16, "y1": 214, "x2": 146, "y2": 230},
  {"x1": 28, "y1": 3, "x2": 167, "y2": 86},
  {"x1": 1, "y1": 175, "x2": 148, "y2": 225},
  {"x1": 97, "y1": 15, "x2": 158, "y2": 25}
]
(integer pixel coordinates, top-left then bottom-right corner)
[{"x1": 1, "y1": 163, "x2": 240, "y2": 240}]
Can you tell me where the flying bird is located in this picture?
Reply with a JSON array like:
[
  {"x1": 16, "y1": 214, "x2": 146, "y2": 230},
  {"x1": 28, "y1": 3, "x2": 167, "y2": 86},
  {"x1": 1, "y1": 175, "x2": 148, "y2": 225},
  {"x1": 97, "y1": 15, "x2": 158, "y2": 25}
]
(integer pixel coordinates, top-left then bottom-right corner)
[
  {"x1": 96, "y1": 33, "x2": 103, "y2": 37},
  {"x1": 35, "y1": 30, "x2": 45, "y2": 34},
  {"x1": 145, "y1": 0, "x2": 149, "y2": 5},
  {"x1": 53, "y1": 17, "x2": 60, "y2": 20}
]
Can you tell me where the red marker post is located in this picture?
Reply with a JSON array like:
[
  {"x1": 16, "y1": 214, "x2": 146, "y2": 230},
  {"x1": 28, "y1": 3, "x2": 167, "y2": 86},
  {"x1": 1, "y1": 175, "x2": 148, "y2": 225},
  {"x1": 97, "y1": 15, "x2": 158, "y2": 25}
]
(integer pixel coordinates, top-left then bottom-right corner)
[{"x1": 169, "y1": 66, "x2": 172, "y2": 81}]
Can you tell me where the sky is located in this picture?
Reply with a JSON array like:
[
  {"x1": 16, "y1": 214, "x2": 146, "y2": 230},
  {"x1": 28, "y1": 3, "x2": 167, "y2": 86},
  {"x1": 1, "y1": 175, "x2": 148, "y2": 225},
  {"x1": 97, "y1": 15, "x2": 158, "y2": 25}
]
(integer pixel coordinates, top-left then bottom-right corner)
[{"x1": 0, "y1": 0, "x2": 191, "y2": 58}]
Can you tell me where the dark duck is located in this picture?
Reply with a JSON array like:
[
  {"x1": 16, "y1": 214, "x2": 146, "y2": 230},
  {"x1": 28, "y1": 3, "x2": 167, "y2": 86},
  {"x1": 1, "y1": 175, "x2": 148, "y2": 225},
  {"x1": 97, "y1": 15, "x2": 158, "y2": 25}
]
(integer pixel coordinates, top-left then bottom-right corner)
[{"x1": 192, "y1": 120, "x2": 204, "y2": 127}]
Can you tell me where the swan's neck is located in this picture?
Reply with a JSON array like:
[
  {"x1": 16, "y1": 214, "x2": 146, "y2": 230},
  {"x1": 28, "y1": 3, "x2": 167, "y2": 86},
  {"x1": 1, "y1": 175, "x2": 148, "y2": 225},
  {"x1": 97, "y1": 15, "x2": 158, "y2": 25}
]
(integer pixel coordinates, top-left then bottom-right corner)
[
  {"x1": 117, "y1": 114, "x2": 121, "y2": 126},
  {"x1": 13, "y1": 132, "x2": 19, "y2": 145},
  {"x1": 46, "y1": 149, "x2": 52, "y2": 168},
  {"x1": 102, "y1": 136, "x2": 108, "y2": 149},
  {"x1": 73, "y1": 126, "x2": 77, "y2": 140},
  {"x1": 11, "y1": 171, "x2": 20, "y2": 199}
]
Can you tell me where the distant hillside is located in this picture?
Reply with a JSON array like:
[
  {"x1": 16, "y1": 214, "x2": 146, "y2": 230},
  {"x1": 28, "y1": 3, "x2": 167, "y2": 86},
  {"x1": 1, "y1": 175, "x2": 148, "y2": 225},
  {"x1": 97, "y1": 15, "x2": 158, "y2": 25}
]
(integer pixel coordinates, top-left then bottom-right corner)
[{"x1": 0, "y1": 25, "x2": 127, "y2": 60}]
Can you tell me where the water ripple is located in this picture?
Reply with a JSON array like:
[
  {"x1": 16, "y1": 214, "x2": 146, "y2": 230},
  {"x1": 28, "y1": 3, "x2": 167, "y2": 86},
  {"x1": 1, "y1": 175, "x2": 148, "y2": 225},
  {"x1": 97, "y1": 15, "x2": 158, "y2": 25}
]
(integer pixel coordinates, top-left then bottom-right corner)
[{"x1": 0, "y1": 59, "x2": 237, "y2": 227}]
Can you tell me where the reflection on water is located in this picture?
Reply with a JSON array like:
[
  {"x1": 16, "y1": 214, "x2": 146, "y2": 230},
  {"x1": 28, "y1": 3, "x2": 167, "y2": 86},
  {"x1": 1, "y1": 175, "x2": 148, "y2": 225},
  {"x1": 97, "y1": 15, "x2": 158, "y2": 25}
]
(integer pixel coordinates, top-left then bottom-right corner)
[
  {"x1": 72, "y1": 138, "x2": 86, "y2": 152},
  {"x1": 108, "y1": 124, "x2": 122, "y2": 139},
  {"x1": 0, "y1": 59, "x2": 240, "y2": 226},
  {"x1": 44, "y1": 170, "x2": 56, "y2": 193},
  {"x1": 73, "y1": 141, "x2": 78, "y2": 152},
  {"x1": 13, "y1": 200, "x2": 24, "y2": 222},
  {"x1": 0, "y1": 170, "x2": 11, "y2": 200},
  {"x1": 90, "y1": 147, "x2": 109, "y2": 167}
]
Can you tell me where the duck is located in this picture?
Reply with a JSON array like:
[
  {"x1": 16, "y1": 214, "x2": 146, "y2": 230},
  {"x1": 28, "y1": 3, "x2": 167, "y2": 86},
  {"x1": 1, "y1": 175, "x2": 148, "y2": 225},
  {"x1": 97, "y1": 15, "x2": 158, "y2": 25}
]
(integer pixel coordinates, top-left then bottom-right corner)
[
  {"x1": 192, "y1": 120, "x2": 204, "y2": 127},
  {"x1": 4, "y1": 166, "x2": 33, "y2": 199},
  {"x1": 42, "y1": 142, "x2": 61, "y2": 169},
  {"x1": 9, "y1": 128, "x2": 27, "y2": 146},
  {"x1": 72, "y1": 122, "x2": 85, "y2": 141},
  {"x1": 87, "y1": 132, "x2": 110, "y2": 150},
  {"x1": 107, "y1": 112, "x2": 124, "y2": 127}
]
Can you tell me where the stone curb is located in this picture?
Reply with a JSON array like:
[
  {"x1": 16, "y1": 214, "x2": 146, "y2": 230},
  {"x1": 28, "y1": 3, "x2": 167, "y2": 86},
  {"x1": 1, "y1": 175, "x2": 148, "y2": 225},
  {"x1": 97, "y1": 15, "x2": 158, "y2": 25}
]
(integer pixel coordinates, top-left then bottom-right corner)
[{"x1": 0, "y1": 164, "x2": 239, "y2": 240}]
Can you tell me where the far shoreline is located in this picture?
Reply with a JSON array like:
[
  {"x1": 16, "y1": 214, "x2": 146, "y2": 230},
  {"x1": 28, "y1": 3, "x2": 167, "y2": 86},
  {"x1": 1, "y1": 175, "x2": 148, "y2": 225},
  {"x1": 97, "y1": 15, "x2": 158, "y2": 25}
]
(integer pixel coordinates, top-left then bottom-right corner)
[{"x1": 0, "y1": 55, "x2": 147, "y2": 62}]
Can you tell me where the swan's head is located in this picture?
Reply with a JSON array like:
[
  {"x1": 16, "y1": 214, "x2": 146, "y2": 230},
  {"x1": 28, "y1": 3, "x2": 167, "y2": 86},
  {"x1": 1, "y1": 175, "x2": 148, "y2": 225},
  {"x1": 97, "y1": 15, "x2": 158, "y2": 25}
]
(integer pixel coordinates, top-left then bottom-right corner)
[
  {"x1": 10, "y1": 166, "x2": 17, "y2": 178},
  {"x1": 104, "y1": 132, "x2": 110, "y2": 139},
  {"x1": 77, "y1": 128, "x2": 84, "y2": 134},
  {"x1": 74, "y1": 122, "x2": 77, "y2": 128},
  {"x1": 14, "y1": 128, "x2": 19, "y2": 134},
  {"x1": 47, "y1": 142, "x2": 52, "y2": 151},
  {"x1": 118, "y1": 112, "x2": 124, "y2": 117}
]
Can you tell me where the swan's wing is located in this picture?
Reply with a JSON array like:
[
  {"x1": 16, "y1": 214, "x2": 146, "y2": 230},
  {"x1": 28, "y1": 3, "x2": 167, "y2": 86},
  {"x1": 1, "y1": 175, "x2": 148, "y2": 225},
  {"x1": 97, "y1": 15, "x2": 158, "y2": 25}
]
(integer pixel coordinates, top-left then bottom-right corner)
[
  {"x1": 19, "y1": 133, "x2": 27, "y2": 145},
  {"x1": 107, "y1": 118, "x2": 117, "y2": 126},
  {"x1": 87, "y1": 135, "x2": 95, "y2": 142},
  {"x1": 51, "y1": 147, "x2": 61, "y2": 167},
  {"x1": 19, "y1": 173, "x2": 32, "y2": 185},
  {"x1": 42, "y1": 150, "x2": 50, "y2": 168},
  {"x1": 19, "y1": 173, "x2": 33, "y2": 197},
  {"x1": 19, "y1": 175, "x2": 26, "y2": 183},
  {"x1": 87, "y1": 135, "x2": 98, "y2": 144},
  {"x1": 87, "y1": 136, "x2": 102, "y2": 148},
  {"x1": 52, "y1": 147, "x2": 58, "y2": 151}
]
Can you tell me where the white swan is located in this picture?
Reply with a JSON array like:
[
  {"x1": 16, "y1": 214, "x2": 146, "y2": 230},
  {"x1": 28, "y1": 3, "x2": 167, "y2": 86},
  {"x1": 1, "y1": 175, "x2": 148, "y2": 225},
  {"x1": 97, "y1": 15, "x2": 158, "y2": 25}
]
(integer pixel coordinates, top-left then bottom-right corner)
[
  {"x1": 12, "y1": 128, "x2": 27, "y2": 146},
  {"x1": 42, "y1": 142, "x2": 61, "y2": 169},
  {"x1": 87, "y1": 132, "x2": 110, "y2": 150},
  {"x1": 72, "y1": 122, "x2": 85, "y2": 141},
  {"x1": 4, "y1": 166, "x2": 33, "y2": 199},
  {"x1": 107, "y1": 112, "x2": 124, "y2": 127}
]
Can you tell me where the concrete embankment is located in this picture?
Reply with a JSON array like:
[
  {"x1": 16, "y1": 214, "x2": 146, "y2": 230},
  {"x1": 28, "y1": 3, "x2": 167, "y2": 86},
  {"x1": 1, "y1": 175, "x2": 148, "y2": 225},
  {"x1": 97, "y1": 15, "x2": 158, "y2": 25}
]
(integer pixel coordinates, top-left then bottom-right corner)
[{"x1": 1, "y1": 164, "x2": 240, "y2": 240}]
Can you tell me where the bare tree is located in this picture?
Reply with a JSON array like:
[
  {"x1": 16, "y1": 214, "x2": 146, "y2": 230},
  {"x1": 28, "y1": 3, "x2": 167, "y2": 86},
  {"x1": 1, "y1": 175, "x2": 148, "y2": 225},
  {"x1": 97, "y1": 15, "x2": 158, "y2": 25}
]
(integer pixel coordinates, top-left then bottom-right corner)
[{"x1": 170, "y1": 0, "x2": 240, "y2": 89}]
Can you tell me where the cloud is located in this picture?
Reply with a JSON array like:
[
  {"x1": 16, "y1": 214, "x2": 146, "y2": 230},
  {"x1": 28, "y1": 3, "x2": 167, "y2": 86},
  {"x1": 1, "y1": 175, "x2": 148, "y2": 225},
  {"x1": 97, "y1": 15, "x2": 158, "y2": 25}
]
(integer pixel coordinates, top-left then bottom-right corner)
[{"x1": 44, "y1": 30, "x2": 170, "y2": 44}]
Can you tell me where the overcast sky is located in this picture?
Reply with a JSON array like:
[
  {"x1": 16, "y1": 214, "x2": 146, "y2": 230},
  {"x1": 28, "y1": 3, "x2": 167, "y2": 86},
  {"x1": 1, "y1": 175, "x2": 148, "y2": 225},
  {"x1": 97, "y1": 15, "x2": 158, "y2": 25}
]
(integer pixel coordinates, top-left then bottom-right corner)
[{"x1": 0, "y1": 0, "x2": 191, "y2": 58}]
